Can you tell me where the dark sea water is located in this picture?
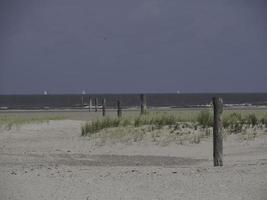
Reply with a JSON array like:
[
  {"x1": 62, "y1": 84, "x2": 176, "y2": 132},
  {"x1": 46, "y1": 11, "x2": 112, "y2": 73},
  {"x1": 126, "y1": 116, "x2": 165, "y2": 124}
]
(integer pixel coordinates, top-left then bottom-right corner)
[{"x1": 0, "y1": 93, "x2": 267, "y2": 109}]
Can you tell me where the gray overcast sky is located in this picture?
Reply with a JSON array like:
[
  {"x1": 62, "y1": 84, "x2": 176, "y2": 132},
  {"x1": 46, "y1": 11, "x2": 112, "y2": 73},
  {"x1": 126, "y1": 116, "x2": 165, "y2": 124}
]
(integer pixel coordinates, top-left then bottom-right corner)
[{"x1": 0, "y1": 0, "x2": 267, "y2": 94}]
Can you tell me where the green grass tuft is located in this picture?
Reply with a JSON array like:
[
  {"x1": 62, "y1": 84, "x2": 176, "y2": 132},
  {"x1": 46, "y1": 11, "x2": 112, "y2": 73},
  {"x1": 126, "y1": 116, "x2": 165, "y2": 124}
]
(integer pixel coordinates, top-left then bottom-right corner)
[
  {"x1": 197, "y1": 109, "x2": 213, "y2": 128},
  {"x1": 260, "y1": 114, "x2": 267, "y2": 126}
]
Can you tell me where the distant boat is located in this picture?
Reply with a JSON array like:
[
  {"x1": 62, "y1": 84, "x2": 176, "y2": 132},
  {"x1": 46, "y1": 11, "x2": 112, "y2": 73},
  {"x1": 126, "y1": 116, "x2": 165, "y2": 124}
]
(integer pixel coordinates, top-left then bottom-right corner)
[{"x1": 176, "y1": 90, "x2": 181, "y2": 94}]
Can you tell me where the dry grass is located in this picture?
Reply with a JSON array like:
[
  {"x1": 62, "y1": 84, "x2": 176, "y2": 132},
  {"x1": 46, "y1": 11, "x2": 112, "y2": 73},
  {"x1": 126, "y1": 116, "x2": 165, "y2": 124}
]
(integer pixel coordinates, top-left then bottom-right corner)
[{"x1": 0, "y1": 115, "x2": 65, "y2": 130}]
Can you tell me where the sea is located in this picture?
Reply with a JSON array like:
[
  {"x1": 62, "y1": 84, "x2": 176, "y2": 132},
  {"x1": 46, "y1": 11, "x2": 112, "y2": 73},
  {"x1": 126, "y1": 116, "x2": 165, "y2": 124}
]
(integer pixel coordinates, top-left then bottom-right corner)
[{"x1": 0, "y1": 93, "x2": 267, "y2": 109}]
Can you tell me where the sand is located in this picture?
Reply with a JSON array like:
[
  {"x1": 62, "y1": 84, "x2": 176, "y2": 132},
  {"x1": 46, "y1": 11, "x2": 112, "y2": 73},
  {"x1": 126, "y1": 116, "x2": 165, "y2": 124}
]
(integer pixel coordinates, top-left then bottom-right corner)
[{"x1": 0, "y1": 120, "x2": 267, "y2": 200}]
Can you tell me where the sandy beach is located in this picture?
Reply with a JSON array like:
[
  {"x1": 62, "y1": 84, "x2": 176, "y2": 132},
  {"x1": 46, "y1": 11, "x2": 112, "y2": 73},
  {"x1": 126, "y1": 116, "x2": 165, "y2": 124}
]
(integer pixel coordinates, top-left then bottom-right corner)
[
  {"x1": 2, "y1": 0, "x2": 267, "y2": 199},
  {"x1": 0, "y1": 118, "x2": 267, "y2": 200}
]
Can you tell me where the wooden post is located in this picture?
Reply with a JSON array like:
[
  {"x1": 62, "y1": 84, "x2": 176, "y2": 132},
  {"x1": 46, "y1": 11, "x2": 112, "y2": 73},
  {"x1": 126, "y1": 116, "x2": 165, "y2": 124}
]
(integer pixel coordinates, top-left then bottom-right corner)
[
  {"x1": 212, "y1": 97, "x2": 223, "y2": 166},
  {"x1": 89, "y1": 97, "x2": 92, "y2": 112},
  {"x1": 117, "y1": 100, "x2": 122, "y2": 118},
  {"x1": 140, "y1": 94, "x2": 147, "y2": 115},
  {"x1": 81, "y1": 95, "x2": 84, "y2": 107},
  {"x1": 94, "y1": 98, "x2": 98, "y2": 112},
  {"x1": 102, "y1": 98, "x2": 106, "y2": 117}
]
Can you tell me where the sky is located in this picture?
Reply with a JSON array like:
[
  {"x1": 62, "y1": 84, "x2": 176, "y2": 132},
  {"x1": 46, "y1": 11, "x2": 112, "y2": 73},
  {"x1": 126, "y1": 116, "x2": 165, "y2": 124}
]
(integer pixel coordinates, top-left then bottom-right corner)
[{"x1": 0, "y1": 0, "x2": 267, "y2": 94}]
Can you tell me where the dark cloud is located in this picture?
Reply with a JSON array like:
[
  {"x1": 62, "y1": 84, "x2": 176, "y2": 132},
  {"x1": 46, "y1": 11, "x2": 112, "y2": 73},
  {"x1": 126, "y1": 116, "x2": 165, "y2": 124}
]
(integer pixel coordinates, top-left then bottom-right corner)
[{"x1": 0, "y1": 0, "x2": 267, "y2": 94}]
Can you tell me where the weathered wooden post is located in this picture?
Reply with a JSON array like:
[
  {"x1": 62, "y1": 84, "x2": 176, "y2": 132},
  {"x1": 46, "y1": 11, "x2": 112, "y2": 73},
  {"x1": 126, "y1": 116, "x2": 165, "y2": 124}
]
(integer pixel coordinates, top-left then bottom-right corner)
[
  {"x1": 89, "y1": 97, "x2": 92, "y2": 112},
  {"x1": 102, "y1": 98, "x2": 106, "y2": 117},
  {"x1": 94, "y1": 98, "x2": 98, "y2": 112},
  {"x1": 81, "y1": 95, "x2": 84, "y2": 107},
  {"x1": 212, "y1": 97, "x2": 223, "y2": 166},
  {"x1": 140, "y1": 94, "x2": 147, "y2": 115},
  {"x1": 117, "y1": 100, "x2": 122, "y2": 118}
]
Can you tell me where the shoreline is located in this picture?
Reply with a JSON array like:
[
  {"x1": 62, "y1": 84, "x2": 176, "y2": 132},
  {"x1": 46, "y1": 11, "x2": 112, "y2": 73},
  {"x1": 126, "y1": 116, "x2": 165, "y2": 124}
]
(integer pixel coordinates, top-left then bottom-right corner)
[{"x1": 1, "y1": 105, "x2": 267, "y2": 113}]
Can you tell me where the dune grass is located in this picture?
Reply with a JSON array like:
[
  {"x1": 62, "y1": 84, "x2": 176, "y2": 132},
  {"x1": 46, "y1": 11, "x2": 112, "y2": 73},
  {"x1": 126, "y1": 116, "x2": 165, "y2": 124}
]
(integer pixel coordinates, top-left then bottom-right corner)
[
  {"x1": 0, "y1": 115, "x2": 65, "y2": 130},
  {"x1": 81, "y1": 110, "x2": 267, "y2": 137},
  {"x1": 81, "y1": 112, "x2": 198, "y2": 136},
  {"x1": 81, "y1": 110, "x2": 267, "y2": 146}
]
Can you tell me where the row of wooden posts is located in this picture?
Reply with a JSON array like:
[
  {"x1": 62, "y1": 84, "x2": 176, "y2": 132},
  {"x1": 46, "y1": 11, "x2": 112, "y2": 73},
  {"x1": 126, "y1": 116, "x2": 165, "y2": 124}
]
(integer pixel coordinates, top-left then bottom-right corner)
[
  {"x1": 86, "y1": 94, "x2": 223, "y2": 167},
  {"x1": 87, "y1": 94, "x2": 147, "y2": 117}
]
